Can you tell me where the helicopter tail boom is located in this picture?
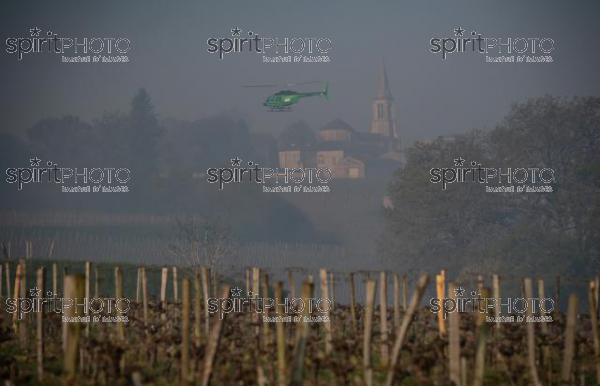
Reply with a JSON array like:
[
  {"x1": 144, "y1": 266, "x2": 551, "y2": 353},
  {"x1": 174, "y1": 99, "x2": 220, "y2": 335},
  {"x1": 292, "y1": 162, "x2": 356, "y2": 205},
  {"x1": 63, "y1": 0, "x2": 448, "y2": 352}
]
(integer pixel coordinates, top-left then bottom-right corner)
[{"x1": 298, "y1": 82, "x2": 329, "y2": 100}]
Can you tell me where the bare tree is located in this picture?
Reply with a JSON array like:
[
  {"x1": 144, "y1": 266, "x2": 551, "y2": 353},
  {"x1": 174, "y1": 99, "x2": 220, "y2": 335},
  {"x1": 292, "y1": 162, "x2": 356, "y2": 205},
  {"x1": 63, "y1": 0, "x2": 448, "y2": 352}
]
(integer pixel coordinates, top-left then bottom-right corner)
[{"x1": 168, "y1": 216, "x2": 237, "y2": 271}]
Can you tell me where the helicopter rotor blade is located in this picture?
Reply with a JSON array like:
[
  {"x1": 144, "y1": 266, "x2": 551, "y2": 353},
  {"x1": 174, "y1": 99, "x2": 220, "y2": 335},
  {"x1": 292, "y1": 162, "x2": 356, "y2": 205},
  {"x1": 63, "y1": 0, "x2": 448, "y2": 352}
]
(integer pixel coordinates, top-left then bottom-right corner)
[
  {"x1": 241, "y1": 84, "x2": 279, "y2": 88},
  {"x1": 285, "y1": 81, "x2": 322, "y2": 87},
  {"x1": 242, "y1": 81, "x2": 323, "y2": 88}
]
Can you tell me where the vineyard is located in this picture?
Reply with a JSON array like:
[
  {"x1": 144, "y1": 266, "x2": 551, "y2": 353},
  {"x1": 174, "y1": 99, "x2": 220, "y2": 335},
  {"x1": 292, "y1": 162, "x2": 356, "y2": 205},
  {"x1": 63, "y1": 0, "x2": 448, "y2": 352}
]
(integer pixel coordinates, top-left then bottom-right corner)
[{"x1": 0, "y1": 259, "x2": 599, "y2": 386}]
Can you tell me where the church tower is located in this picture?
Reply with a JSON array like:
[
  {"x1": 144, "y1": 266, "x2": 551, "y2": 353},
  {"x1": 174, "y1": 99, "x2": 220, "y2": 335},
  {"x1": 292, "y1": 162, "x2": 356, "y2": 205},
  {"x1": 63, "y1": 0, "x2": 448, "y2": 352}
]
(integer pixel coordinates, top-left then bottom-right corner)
[{"x1": 369, "y1": 62, "x2": 398, "y2": 139}]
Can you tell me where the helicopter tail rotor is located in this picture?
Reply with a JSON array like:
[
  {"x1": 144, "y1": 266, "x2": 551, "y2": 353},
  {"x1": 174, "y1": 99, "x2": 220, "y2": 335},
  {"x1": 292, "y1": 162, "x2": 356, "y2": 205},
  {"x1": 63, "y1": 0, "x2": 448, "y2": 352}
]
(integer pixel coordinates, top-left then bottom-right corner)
[{"x1": 322, "y1": 82, "x2": 329, "y2": 100}]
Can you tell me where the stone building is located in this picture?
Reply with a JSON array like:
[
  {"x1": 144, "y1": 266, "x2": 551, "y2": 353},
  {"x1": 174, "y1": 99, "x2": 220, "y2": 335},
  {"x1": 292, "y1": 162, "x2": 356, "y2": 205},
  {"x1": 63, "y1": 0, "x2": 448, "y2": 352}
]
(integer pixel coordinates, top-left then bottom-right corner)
[{"x1": 318, "y1": 119, "x2": 354, "y2": 142}]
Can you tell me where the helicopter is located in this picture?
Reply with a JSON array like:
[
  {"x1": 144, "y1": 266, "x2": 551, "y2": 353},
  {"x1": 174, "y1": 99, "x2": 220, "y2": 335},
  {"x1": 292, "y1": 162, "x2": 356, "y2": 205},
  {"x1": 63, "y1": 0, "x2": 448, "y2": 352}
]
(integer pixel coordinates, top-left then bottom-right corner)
[{"x1": 243, "y1": 81, "x2": 329, "y2": 111}]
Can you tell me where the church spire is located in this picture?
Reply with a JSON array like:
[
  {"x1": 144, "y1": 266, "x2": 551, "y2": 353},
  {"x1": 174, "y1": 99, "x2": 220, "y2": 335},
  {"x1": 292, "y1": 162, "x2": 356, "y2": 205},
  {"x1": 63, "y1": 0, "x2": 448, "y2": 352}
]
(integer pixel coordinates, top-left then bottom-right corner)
[
  {"x1": 369, "y1": 60, "x2": 398, "y2": 140},
  {"x1": 377, "y1": 60, "x2": 392, "y2": 100}
]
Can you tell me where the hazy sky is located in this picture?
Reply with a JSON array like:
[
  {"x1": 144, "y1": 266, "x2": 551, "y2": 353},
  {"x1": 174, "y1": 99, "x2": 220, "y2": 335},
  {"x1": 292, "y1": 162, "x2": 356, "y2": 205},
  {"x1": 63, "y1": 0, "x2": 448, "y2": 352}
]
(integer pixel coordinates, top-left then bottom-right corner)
[{"x1": 1, "y1": 0, "x2": 599, "y2": 145}]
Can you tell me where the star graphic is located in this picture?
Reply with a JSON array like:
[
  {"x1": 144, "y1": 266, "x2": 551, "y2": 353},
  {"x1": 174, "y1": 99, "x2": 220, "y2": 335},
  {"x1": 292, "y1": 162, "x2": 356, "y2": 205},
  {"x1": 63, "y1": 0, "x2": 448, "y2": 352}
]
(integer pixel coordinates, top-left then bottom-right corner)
[
  {"x1": 454, "y1": 26, "x2": 465, "y2": 36},
  {"x1": 29, "y1": 27, "x2": 41, "y2": 37},
  {"x1": 231, "y1": 27, "x2": 241, "y2": 36},
  {"x1": 454, "y1": 286, "x2": 465, "y2": 297},
  {"x1": 453, "y1": 157, "x2": 465, "y2": 167},
  {"x1": 29, "y1": 286, "x2": 41, "y2": 297},
  {"x1": 30, "y1": 157, "x2": 41, "y2": 167},
  {"x1": 231, "y1": 287, "x2": 243, "y2": 297},
  {"x1": 247, "y1": 290, "x2": 254, "y2": 297},
  {"x1": 231, "y1": 157, "x2": 241, "y2": 166}
]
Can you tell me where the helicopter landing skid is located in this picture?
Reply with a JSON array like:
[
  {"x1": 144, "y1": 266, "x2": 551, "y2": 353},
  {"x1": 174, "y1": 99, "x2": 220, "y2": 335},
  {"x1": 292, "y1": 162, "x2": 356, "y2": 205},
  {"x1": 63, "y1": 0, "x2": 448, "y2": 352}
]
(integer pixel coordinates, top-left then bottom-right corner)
[{"x1": 268, "y1": 107, "x2": 292, "y2": 112}]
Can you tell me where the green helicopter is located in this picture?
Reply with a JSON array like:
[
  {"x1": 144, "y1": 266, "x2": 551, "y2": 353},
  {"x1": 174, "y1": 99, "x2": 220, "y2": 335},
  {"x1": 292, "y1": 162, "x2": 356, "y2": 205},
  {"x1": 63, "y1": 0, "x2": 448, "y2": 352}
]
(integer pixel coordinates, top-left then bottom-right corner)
[{"x1": 244, "y1": 81, "x2": 329, "y2": 111}]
